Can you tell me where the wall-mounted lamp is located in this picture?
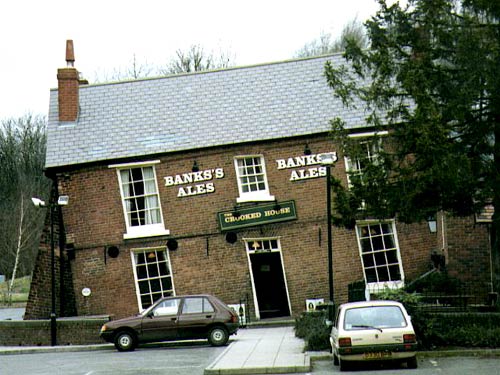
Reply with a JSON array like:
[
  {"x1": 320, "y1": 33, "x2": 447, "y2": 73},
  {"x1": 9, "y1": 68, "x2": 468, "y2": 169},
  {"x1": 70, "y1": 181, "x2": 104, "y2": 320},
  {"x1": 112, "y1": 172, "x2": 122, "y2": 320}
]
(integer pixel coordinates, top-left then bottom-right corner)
[
  {"x1": 225, "y1": 232, "x2": 238, "y2": 244},
  {"x1": 167, "y1": 239, "x2": 178, "y2": 251},
  {"x1": 31, "y1": 197, "x2": 46, "y2": 207},
  {"x1": 192, "y1": 161, "x2": 199, "y2": 172},
  {"x1": 273, "y1": 200, "x2": 281, "y2": 211},
  {"x1": 304, "y1": 143, "x2": 312, "y2": 156},
  {"x1": 107, "y1": 246, "x2": 120, "y2": 258},
  {"x1": 232, "y1": 205, "x2": 241, "y2": 218},
  {"x1": 427, "y1": 216, "x2": 437, "y2": 233}
]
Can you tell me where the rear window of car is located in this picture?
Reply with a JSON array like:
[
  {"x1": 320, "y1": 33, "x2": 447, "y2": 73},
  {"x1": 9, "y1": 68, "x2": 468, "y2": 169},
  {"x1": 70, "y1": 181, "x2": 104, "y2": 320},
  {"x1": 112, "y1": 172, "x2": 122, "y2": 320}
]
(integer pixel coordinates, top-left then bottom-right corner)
[
  {"x1": 182, "y1": 297, "x2": 215, "y2": 314},
  {"x1": 344, "y1": 305, "x2": 407, "y2": 330}
]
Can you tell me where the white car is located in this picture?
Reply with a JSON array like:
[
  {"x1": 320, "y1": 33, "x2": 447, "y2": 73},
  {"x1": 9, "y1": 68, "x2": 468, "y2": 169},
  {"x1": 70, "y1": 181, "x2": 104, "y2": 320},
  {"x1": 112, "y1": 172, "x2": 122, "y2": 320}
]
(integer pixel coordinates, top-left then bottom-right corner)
[{"x1": 330, "y1": 300, "x2": 418, "y2": 371}]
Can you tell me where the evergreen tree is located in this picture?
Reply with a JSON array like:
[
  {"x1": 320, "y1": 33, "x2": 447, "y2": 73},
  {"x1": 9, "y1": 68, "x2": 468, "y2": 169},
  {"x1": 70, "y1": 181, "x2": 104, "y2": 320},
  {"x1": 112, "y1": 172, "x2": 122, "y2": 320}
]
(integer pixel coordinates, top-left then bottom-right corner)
[{"x1": 325, "y1": 0, "x2": 500, "y2": 282}]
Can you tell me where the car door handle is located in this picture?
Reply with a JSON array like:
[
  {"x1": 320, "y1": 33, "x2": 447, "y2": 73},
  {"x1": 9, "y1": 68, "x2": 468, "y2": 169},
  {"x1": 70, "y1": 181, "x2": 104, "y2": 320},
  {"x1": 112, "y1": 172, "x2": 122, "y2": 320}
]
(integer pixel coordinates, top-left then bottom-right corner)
[{"x1": 206, "y1": 315, "x2": 212, "y2": 318}]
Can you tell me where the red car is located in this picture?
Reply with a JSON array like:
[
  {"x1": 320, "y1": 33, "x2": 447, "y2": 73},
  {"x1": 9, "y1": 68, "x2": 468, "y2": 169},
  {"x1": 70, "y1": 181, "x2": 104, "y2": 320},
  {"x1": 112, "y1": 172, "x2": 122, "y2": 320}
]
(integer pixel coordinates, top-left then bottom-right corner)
[{"x1": 100, "y1": 294, "x2": 239, "y2": 351}]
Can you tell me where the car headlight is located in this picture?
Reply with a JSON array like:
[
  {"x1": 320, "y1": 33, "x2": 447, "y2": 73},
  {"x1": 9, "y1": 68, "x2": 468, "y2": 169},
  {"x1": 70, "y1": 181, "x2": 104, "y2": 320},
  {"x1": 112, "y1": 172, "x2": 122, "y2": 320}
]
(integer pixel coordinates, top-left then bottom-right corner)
[{"x1": 100, "y1": 325, "x2": 108, "y2": 333}]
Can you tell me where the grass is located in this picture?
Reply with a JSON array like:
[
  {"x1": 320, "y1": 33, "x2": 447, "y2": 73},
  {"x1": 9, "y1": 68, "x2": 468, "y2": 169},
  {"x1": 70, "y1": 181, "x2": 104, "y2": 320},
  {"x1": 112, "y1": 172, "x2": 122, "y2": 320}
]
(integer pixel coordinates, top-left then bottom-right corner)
[{"x1": 0, "y1": 275, "x2": 30, "y2": 305}]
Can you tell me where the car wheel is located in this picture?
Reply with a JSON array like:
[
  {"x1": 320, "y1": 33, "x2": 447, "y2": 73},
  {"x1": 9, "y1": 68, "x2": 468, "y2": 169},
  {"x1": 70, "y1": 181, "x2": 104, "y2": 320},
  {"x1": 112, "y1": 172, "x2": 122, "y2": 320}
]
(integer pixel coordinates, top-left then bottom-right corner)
[
  {"x1": 407, "y1": 355, "x2": 418, "y2": 369},
  {"x1": 114, "y1": 330, "x2": 136, "y2": 352},
  {"x1": 208, "y1": 326, "x2": 229, "y2": 346},
  {"x1": 339, "y1": 358, "x2": 349, "y2": 372},
  {"x1": 333, "y1": 353, "x2": 339, "y2": 366}
]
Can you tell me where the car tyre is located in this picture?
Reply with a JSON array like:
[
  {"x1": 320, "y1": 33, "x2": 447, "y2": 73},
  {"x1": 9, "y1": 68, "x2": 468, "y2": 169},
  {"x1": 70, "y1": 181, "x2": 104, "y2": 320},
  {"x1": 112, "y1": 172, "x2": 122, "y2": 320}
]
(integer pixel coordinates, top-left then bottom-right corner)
[
  {"x1": 114, "y1": 330, "x2": 137, "y2": 352},
  {"x1": 208, "y1": 326, "x2": 229, "y2": 346},
  {"x1": 407, "y1": 355, "x2": 418, "y2": 369},
  {"x1": 333, "y1": 353, "x2": 339, "y2": 366},
  {"x1": 339, "y1": 358, "x2": 349, "y2": 372}
]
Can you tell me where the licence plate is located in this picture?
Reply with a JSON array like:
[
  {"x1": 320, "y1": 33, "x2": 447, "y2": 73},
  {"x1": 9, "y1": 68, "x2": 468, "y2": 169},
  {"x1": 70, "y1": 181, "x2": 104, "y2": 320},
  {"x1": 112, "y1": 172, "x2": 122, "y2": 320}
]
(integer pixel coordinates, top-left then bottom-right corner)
[{"x1": 364, "y1": 352, "x2": 392, "y2": 360}]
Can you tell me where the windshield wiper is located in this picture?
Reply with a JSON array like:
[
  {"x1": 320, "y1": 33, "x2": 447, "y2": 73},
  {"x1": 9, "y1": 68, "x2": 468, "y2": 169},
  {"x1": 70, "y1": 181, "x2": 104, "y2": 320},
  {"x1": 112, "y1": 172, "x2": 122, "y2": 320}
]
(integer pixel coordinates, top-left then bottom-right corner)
[{"x1": 352, "y1": 325, "x2": 383, "y2": 332}]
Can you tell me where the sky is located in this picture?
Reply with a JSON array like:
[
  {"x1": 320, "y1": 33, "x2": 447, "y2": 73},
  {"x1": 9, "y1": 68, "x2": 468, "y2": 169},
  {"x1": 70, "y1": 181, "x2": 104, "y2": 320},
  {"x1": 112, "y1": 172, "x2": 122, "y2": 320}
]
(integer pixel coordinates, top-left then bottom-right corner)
[{"x1": 0, "y1": 0, "x2": 381, "y2": 121}]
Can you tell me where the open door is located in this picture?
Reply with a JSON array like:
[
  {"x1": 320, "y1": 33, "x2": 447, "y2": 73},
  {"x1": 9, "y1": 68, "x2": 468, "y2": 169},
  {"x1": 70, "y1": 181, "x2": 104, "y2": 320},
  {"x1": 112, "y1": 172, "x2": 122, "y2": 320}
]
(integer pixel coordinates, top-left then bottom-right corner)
[{"x1": 250, "y1": 250, "x2": 290, "y2": 319}]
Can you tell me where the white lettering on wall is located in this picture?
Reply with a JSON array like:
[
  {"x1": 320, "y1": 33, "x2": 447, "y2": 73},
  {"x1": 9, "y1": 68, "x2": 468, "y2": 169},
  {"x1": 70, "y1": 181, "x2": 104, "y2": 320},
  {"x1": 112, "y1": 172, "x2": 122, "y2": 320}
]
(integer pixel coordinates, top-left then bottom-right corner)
[
  {"x1": 165, "y1": 168, "x2": 224, "y2": 197},
  {"x1": 276, "y1": 153, "x2": 336, "y2": 181}
]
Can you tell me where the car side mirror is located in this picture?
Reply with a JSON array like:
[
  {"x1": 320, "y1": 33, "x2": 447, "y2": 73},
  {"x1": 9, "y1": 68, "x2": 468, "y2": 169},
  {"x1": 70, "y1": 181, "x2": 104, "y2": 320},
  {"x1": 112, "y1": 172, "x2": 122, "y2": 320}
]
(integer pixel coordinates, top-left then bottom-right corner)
[{"x1": 147, "y1": 311, "x2": 154, "y2": 318}]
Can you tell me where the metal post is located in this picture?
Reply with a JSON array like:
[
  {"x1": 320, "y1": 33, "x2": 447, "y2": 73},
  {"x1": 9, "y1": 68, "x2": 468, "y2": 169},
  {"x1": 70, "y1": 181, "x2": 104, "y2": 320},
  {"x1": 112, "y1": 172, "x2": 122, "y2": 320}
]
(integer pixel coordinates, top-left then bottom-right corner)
[
  {"x1": 50, "y1": 203, "x2": 57, "y2": 346},
  {"x1": 326, "y1": 165, "x2": 335, "y2": 321}
]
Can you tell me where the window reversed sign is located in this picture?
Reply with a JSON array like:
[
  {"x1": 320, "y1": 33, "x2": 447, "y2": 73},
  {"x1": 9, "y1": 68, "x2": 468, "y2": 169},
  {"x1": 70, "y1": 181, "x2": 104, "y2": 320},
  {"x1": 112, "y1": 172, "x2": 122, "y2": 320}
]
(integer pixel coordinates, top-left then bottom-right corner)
[{"x1": 217, "y1": 200, "x2": 297, "y2": 231}]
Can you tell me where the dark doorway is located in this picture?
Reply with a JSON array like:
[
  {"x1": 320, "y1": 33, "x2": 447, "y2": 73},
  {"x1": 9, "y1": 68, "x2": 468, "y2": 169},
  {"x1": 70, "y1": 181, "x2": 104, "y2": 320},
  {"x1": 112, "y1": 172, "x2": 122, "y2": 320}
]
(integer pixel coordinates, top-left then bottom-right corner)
[{"x1": 250, "y1": 251, "x2": 290, "y2": 319}]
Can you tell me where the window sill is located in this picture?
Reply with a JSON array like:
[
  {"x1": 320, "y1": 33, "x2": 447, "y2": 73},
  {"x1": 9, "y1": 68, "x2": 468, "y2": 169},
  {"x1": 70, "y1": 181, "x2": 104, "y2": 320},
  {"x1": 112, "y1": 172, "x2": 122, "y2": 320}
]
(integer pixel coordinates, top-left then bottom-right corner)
[
  {"x1": 123, "y1": 228, "x2": 170, "y2": 240},
  {"x1": 237, "y1": 194, "x2": 275, "y2": 203},
  {"x1": 366, "y1": 281, "x2": 404, "y2": 293}
]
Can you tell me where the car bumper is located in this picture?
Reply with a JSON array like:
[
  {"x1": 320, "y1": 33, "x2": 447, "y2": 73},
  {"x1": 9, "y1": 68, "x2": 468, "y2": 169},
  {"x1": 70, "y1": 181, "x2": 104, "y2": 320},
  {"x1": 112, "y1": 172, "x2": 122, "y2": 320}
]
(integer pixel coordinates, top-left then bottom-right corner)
[
  {"x1": 100, "y1": 331, "x2": 115, "y2": 343},
  {"x1": 226, "y1": 323, "x2": 239, "y2": 335},
  {"x1": 335, "y1": 343, "x2": 417, "y2": 361}
]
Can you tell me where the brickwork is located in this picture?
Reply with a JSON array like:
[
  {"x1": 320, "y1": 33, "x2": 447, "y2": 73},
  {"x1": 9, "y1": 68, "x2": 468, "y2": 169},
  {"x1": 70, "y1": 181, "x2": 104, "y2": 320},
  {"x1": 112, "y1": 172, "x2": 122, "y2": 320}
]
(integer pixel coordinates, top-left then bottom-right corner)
[
  {"x1": 0, "y1": 318, "x2": 108, "y2": 346},
  {"x1": 446, "y1": 215, "x2": 492, "y2": 299},
  {"x1": 28, "y1": 135, "x2": 493, "y2": 320},
  {"x1": 57, "y1": 68, "x2": 79, "y2": 122}
]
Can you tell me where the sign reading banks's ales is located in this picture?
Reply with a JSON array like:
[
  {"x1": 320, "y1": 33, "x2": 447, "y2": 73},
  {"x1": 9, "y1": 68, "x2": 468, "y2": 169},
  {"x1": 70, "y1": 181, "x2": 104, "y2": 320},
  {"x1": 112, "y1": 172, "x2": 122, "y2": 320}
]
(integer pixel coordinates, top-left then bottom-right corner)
[{"x1": 217, "y1": 200, "x2": 297, "y2": 231}]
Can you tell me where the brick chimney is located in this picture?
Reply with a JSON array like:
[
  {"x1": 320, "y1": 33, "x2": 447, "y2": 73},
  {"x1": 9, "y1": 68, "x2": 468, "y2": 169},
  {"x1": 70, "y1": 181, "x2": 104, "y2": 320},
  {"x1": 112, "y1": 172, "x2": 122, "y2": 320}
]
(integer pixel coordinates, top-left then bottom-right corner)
[{"x1": 57, "y1": 40, "x2": 80, "y2": 122}]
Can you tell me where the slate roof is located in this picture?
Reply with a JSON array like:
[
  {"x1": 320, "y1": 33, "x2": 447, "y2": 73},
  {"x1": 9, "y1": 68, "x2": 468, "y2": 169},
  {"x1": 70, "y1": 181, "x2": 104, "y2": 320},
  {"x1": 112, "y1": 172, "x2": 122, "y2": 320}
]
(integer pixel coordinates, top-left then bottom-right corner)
[{"x1": 45, "y1": 54, "x2": 369, "y2": 169}]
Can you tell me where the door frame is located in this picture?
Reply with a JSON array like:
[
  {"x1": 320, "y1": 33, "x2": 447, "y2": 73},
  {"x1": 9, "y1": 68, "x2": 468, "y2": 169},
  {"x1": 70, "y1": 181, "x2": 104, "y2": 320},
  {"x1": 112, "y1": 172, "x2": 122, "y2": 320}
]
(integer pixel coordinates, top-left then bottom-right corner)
[{"x1": 244, "y1": 237, "x2": 292, "y2": 320}]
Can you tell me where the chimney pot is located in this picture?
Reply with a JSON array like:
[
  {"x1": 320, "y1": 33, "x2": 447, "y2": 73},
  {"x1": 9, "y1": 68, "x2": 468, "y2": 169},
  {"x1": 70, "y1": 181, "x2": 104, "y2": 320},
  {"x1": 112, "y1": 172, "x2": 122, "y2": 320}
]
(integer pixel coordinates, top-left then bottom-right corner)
[
  {"x1": 58, "y1": 40, "x2": 79, "y2": 122},
  {"x1": 66, "y1": 40, "x2": 75, "y2": 67}
]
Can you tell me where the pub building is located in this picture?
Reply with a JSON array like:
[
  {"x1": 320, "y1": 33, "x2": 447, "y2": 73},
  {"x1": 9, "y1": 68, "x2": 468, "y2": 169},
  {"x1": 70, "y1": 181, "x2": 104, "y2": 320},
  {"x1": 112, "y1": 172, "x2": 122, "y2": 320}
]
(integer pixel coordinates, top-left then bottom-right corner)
[{"x1": 25, "y1": 41, "x2": 493, "y2": 321}]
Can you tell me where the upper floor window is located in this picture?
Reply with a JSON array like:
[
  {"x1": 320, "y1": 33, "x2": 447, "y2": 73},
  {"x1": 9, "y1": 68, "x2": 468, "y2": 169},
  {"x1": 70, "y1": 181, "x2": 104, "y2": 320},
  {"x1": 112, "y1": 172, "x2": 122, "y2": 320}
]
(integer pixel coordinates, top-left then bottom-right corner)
[
  {"x1": 110, "y1": 160, "x2": 169, "y2": 239},
  {"x1": 345, "y1": 141, "x2": 382, "y2": 188},
  {"x1": 356, "y1": 221, "x2": 404, "y2": 293},
  {"x1": 234, "y1": 155, "x2": 274, "y2": 202}
]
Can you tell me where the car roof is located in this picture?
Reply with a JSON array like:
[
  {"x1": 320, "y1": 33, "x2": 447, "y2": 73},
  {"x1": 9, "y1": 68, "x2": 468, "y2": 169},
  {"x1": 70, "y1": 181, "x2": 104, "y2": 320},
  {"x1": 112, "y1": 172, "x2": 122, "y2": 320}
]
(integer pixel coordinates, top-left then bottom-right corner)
[{"x1": 339, "y1": 300, "x2": 405, "y2": 309}]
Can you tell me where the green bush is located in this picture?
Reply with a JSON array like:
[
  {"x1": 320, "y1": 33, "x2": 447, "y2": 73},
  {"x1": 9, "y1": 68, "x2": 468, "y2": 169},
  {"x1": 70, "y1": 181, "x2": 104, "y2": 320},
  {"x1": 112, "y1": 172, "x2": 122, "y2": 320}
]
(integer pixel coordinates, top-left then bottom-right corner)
[
  {"x1": 406, "y1": 272, "x2": 462, "y2": 294},
  {"x1": 295, "y1": 311, "x2": 330, "y2": 351},
  {"x1": 295, "y1": 287, "x2": 500, "y2": 351}
]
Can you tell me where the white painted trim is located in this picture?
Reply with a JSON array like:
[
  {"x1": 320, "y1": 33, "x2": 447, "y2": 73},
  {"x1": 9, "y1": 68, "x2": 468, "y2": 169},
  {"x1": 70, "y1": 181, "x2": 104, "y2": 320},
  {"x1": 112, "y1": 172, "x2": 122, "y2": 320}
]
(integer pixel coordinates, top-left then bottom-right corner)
[
  {"x1": 234, "y1": 155, "x2": 274, "y2": 203},
  {"x1": 130, "y1": 246, "x2": 176, "y2": 312},
  {"x1": 123, "y1": 226, "x2": 170, "y2": 240},
  {"x1": 355, "y1": 219, "x2": 405, "y2": 291},
  {"x1": 348, "y1": 130, "x2": 388, "y2": 138},
  {"x1": 114, "y1": 164, "x2": 169, "y2": 239},
  {"x1": 108, "y1": 160, "x2": 160, "y2": 169},
  {"x1": 244, "y1": 237, "x2": 292, "y2": 320}
]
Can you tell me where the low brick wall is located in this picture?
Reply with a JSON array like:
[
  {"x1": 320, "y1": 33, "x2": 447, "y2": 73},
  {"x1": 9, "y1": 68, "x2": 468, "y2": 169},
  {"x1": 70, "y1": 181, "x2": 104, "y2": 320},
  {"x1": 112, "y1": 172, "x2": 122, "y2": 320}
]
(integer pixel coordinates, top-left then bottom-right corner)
[{"x1": 0, "y1": 316, "x2": 109, "y2": 346}]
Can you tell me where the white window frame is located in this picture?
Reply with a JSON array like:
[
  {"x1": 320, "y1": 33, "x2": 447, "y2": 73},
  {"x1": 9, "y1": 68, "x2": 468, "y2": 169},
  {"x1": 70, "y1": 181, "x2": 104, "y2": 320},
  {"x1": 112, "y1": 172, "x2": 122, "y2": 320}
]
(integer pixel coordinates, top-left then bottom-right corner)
[
  {"x1": 344, "y1": 132, "x2": 387, "y2": 189},
  {"x1": 355, "y1": 220, "x2": 405, "y2": 295},
  {"x1": 109, "y1": 160, "x2": 169, "y2": 239},
  {"x1": 244, "y1": 237, "x2": 291, "y2": 320},
  {"x1": 130, "y1": 246, "x2": 176, "y2": 312},
  {"x1": 234, "y1": 155, "x2": 274, "y2": 203}
]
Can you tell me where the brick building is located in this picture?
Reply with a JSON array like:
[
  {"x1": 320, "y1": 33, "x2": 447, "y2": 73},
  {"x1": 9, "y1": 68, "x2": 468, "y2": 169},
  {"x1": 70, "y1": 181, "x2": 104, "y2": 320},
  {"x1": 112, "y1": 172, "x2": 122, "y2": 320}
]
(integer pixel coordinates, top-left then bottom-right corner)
[{"x1": 26, "y1": 41, "x2": 494, "y2": 321}]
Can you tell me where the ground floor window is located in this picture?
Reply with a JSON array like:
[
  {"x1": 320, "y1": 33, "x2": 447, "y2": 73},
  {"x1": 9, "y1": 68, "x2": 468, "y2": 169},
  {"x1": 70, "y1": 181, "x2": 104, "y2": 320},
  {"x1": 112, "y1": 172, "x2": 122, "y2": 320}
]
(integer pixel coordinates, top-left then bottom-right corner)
[
  {"x1": 356, "y1": 221, "x2": 404, "y2": 292},
  {"x1": 131, "y1": 247, "x2": 175, "y2": 311}
]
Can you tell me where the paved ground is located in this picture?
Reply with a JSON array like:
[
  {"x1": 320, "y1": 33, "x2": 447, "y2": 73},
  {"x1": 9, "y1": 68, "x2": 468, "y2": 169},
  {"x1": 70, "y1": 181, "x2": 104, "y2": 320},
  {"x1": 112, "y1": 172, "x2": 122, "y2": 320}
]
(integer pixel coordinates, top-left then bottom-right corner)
[
  {"x1": 205, "y1": 326, "x2": 310, "y2": 374},
  {"x1": 0, "y1": 307, "x2": 24, "y2": 320},
  {"x1": 2, "y1": 321, "x2": 500, "y2": 374}
]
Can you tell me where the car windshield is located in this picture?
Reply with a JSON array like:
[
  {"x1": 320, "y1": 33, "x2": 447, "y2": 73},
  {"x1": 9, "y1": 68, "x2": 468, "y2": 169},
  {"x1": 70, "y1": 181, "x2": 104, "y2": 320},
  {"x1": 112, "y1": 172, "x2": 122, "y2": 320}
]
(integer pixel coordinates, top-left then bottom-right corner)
[{"x1": 344, "y1": 305, "x2": 407, "y2": 330}]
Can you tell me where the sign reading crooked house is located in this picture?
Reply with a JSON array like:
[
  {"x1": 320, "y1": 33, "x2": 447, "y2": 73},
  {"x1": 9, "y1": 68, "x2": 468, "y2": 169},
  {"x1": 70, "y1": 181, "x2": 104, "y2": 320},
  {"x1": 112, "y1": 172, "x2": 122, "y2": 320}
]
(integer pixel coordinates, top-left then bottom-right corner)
[{"x1": 217, "y1": 200, "x2": 297, "y2": 231}]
